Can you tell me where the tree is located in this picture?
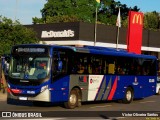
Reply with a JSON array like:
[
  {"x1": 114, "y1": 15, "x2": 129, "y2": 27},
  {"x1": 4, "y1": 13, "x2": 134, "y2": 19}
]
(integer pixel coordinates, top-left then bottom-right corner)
[
  {"x1": 33, "y1": 0, "x2": 139, "y2": 25},
  {"x1": 33, "y1": 0, "x2": 97, "y2": 24},
  {"x1": 0, "y1": 16, "x2": 39, "y2": 55},
  {"x1": 144, "y1": 11, "x2": 159, "y2": 30},
  {"x1": 32, "y1": 17, "x2": 44, "y2": 24},
  {"x1": 45, "y1": 15, "x2": 79, "y2": 23},
  {"x1": 98, "y1": 0, "x2": 140, "y2": 26}
]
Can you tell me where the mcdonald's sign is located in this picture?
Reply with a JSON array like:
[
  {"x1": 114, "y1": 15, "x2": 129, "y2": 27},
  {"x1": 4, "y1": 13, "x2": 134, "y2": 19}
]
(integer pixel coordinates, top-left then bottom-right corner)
[
  {"x1": 127, "y1": 11, "x2": 144, "y2": 54},
  {"x1": 132, "y1": 14, "x2": 143, "y2": 25}
]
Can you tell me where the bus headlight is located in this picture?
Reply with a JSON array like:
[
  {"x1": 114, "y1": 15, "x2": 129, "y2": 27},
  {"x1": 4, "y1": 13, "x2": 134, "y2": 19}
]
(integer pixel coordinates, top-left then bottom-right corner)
[{"x1": 40, "y1": 85, "x2": 48, "y2": 93}]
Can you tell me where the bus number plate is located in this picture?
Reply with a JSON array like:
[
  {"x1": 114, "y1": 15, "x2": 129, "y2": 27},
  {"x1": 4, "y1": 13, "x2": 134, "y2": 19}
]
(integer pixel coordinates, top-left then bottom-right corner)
[
  {"x1": 149, "y1": 79, "x2": 155, "y2": 83},
  {"x1": 19, "y1": 97, "x2": 27, "y2": 100}
]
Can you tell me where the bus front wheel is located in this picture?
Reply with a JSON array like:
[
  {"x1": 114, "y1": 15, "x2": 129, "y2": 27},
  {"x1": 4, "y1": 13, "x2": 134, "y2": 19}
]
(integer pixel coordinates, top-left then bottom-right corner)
[
  {"x1": 64, "y1": 89, "x2": 79, "y2": 109},
  {"x1": 123, "y1": 87, "x2": 133, "y2": 104}
]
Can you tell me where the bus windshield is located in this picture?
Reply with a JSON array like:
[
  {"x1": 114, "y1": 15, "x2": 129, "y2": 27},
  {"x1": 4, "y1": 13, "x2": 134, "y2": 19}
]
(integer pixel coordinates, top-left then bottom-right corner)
[{"x1": 9, "y1": 56, "x2": 50, "y2": 80}]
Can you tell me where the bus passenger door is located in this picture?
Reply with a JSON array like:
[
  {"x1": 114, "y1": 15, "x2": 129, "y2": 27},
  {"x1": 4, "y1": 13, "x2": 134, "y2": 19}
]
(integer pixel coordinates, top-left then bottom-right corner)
[{"x1": 50, "y1": 49, "x2": 71, "y2": 102}]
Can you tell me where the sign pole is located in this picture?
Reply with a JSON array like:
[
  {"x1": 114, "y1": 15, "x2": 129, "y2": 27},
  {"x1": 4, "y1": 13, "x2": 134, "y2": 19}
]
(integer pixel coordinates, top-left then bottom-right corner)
[
  {"x1": 116, "y1": 7, "x2": 121, "y2": 50},
  {"x1": 94, "y1": 7, "x2": 98, "y2": 46},
  {"x1": 116, "y1": 26, "x2": 120, "y2": 50}
]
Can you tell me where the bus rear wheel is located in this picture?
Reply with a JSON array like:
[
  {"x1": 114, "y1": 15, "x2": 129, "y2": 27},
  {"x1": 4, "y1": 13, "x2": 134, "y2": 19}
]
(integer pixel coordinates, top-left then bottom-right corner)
[
  {"x1": 64, "y1": 89, "x2": 79, "y2": 109},
  {"x1": 123, "y1": 87, "x2": 133, "y2": 104}
]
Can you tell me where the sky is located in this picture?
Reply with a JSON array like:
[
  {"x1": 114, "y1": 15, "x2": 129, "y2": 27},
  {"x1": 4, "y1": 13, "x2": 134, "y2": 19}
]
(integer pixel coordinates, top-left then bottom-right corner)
[
  {"x1": 115, "y1": 0, "x2": 160, "y2": 13},
  {"x1": 0, "y1": 0, "x2": 160, "y2": 25},
  {"x1": 0, "y1": 0, "x2": 46, "y2": 25}
]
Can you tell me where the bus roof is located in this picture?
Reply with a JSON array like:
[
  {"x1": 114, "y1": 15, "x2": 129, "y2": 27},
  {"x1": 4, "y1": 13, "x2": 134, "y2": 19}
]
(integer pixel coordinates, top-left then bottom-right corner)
[
  {"x1": 66, "y1": 45, "x2": 157, "y2": 60},
  {"x1": 12, "y1": 44, "x2": 157, "y2": 60}
]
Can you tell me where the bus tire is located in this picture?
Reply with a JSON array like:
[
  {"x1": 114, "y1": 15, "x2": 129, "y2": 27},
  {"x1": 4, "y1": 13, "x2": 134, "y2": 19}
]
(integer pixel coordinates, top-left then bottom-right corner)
[
  {"x1": 33, "y1": 101, "x2": 42, "y2": 106},
  {"x1": 7, "y1": 98, "x2": 11, "y2": 104},
  {"x1": 123, "y1": 87, "x2": 133, "y2": 104},
  {"x1": 64, "y1": 89, "x2": 78, "y2": 109},
  {"x1": 75, "y1": 88, "x2": 82, "y2": 107}
]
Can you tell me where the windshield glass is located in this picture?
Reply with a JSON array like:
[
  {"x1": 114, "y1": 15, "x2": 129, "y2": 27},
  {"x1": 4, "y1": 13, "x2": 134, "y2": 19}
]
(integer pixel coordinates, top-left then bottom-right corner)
[{"x1": 9, "y1": 56, "x2": 50, "y2": 80}]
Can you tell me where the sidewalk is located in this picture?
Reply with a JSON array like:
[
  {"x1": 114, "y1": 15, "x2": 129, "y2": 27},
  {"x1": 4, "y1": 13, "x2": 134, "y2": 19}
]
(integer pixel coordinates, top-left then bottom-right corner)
[
  {"x1": 0, "y1": 70, "x2": 7, "y2": 102},
  {"x1": 0, "y1": 91, "x2": 7, "y2": 101}
]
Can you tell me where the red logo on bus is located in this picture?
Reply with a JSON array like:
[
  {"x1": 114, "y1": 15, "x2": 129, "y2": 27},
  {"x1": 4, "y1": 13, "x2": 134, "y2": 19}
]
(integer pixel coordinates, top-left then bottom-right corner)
[{"x1": 79, "y1": 76, "x2": 88, "y2": 83}]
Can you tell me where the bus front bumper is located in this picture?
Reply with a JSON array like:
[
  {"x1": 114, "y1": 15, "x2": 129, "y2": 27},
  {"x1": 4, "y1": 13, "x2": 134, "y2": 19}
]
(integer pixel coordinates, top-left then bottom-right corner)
[{"x1": 7, "y1": 89, "x2": 51, "y2": 102}]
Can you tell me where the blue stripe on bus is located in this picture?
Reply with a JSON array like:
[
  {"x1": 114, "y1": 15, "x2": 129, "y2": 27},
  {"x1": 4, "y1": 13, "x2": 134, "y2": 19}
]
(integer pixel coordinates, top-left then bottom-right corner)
[
  {"x1": 94, "y1": 76, "x2": 105, "y2": 101},
  {"x1": 101, "y1": 76, "x2": 111, "y2": 100}
]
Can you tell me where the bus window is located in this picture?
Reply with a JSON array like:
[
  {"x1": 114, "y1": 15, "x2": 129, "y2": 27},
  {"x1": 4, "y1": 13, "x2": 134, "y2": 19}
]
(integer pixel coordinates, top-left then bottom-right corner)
[
  {"x1": 74, "y1": 54, "x2": 105, "y2": 74},
  {"x1": 52, "y1": 49, "x2": 69, "y2": 77},
  {"x1": 72, "y1": 53, "x2": 89, "y2": 74},
  {"x1": 108, "y1": 64, "x2": 115, "y2": 74},
  {"x1": 9, "y1": 56, "x2": 50, "y2": 80}
]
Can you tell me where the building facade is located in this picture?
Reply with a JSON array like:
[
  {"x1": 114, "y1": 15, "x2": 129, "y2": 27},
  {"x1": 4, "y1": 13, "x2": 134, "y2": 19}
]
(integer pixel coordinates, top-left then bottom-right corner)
[{"x1": 25, "y1": 22, "x2": 160, "y2": 58}]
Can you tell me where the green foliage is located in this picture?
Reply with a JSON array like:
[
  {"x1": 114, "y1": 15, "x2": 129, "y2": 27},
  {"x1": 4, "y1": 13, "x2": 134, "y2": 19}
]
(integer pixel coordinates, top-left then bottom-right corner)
[
  {"x1": 34, "y1": 0, "x2": 140, "y2": 26},
  {"x1": 46, "y1": 15, "x2": 80, "y2": 23},
  {"x1": 32, "y1": 17, "x2": 44, "y2": 24},
  {"x1": 0, "y1": 16, "x2": 39, "y2": 55},
  {"x1": 144, "y1": 11, "x2": 159, "y2": 30},
  {"x1": 33, "y1": 0, "x2": 160, "y2": 30},
  {"x1": 98, "y1": 0, "x2": 140, "y2": 26},
  {"x1": 39, "y1": 0, "x2": 97, "y2": 23}
]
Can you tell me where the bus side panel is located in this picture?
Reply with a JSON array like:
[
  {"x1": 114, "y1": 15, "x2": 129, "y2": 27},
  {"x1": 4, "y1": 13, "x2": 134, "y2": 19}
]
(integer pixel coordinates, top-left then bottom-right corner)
[
  {"x1": 112, "y1": 76, "x2": 143, "y2": 100},
  {"x1": 87, "y1": 75, "x2": 105, "y2": 101},
  {"x1": 50, "y1": 76, "x2": 70, "y2": 102},
  {"x1": 112, "y1": 76, "x2": 156, "y2": 100},
  {"x1": 132, "y1": 76, "x2": 156, "y2": 98},
  {"x1": 139, "y1": 76, "x2": 156, "y2": 97},
  {"x1": 70, "y1": 75, "x2": 89, "y2": 102},
  {"x1": 70, "y1": 75, "x2": 106, "y2": 102},
  {"x1": 98, "y1": 75, "x2": 117, "y2": 101},
  {"x1": 68, "y1": 75, "x2": 156, "y2": 102},
  {"x1": 69, "y1": 75, "x2": 122, "y2": 102},
  {"x1": 69, "y1": 75, "x2": 145, "y2": 102},
  {"x1": 110, "y1": 76, "x2": 127, "y2": 100}
]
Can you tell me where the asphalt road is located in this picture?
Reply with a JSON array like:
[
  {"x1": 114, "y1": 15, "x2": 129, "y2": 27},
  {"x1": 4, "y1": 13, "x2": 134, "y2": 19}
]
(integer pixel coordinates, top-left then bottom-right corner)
[{"x1": 0, "y1": 92, "x2": 160, "y2": 119}]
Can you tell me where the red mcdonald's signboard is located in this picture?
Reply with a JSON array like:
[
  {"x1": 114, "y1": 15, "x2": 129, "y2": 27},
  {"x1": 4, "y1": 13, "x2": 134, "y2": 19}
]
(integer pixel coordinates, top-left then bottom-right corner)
[{"x1": 127, "y1": 11, "x2": 144, "y2": 54}]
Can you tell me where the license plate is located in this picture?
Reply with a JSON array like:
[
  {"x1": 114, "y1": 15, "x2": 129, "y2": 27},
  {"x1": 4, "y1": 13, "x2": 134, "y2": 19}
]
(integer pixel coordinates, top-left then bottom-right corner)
[{"x1": 19, "y1": 97, "x2": 27, "y2": 100}]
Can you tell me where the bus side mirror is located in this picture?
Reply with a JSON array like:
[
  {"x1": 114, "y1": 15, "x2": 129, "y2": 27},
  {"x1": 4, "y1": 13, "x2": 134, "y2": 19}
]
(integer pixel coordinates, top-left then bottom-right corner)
[{"x1": 58, "y1": 61, "x2": 63, "y2": 71}]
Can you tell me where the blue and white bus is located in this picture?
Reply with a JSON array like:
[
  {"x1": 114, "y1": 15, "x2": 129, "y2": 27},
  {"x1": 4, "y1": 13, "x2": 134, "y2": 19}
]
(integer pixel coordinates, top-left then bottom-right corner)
[{"x1": 7, "y1": 44, "x2": 157, "y2": 109}]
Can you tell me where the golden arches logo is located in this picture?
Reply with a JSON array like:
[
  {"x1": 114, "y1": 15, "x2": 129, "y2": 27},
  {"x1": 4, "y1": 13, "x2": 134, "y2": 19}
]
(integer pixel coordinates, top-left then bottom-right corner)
[
  {"x1": 132, "y1": 14, "x2": 142, "y2": 25},
  {"x1": 96, "y1": 0, "x2": 100, "y2": 3}
]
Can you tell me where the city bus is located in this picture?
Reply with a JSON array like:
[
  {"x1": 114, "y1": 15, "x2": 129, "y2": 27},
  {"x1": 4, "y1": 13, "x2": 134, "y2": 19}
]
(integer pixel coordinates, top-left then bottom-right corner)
[{"x1": 7, "y1": 44, "x2": 157, "y2": 109}]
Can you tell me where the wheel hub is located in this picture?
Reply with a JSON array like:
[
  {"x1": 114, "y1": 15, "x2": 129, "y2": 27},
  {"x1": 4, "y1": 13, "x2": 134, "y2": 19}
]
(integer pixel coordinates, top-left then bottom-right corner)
[
  {"x1": 70, "y1": 94, "x2": 77, "y2": 105},
  {"x1": 126, "y1": 91, "x2": 132, "y2": 101}
]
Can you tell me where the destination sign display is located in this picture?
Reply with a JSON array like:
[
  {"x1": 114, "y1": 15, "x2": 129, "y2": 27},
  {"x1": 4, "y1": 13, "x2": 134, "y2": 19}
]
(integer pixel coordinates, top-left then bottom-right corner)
[
  {"x1": 11, "y1": 46, "x2": 49, "y2": 56},
  {"x1": 17, "y1": 48, "x2": 45, "y2": 53}
]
